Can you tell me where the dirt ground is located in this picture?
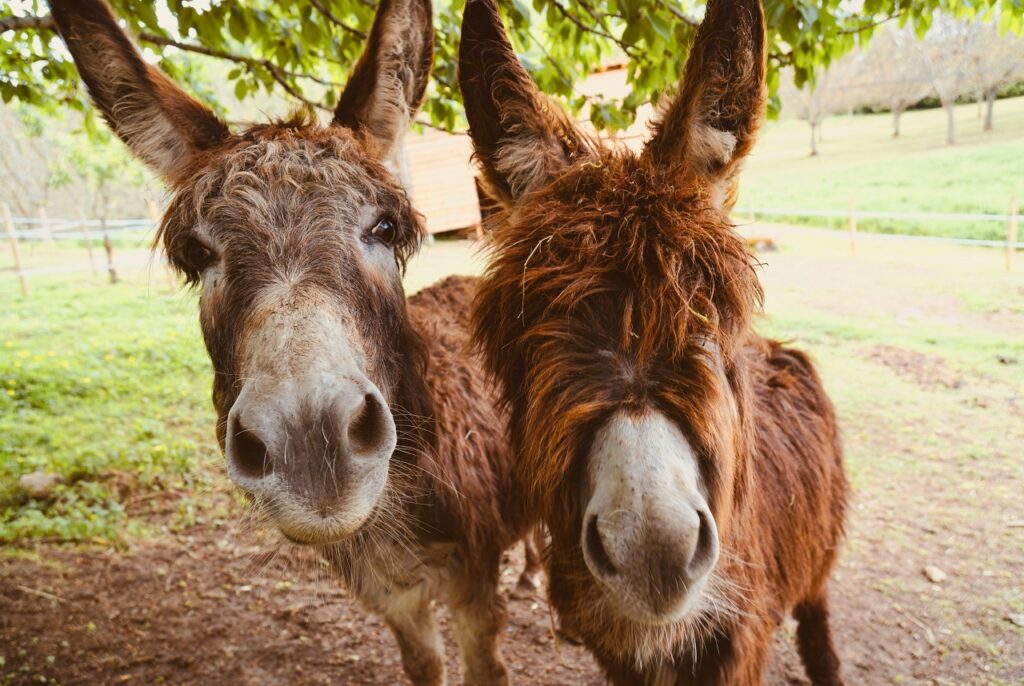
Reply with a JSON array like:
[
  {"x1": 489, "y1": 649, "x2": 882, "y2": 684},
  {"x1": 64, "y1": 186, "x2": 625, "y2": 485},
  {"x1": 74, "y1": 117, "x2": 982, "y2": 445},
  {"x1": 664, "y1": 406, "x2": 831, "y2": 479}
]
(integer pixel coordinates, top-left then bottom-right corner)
[
  {"x1": 0, "y1": 519, "x2": 831, "y2": 686},
  {"x1": 3, "y1": 229, "x2": 1023, "y2": 685}
]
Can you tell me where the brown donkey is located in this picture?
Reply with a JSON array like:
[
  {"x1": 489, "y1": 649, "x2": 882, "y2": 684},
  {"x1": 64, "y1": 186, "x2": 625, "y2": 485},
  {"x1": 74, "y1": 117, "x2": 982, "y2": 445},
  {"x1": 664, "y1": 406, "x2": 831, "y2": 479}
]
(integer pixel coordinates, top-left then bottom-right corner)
[
  {"x1": 49, "y1": 0, "x2": 531, "y2": 683},
  {"x1": 460, "y1": 0, "x2": 848, "y2": 682}
]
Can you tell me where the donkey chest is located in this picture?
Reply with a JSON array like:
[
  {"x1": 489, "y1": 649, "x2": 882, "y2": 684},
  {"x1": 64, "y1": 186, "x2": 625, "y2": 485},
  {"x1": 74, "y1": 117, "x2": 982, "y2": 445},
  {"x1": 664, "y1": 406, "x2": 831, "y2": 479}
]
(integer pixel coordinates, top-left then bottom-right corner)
[{"x1": 332, "y1": 540, "x2": 464, "y2": 609}]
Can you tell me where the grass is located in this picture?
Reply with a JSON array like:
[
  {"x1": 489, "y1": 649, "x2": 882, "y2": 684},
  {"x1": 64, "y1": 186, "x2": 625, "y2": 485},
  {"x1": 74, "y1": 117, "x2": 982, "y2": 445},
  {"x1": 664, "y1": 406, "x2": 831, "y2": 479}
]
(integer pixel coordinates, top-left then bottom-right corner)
[
  {"x1": 0, "y1": 272, "x2": 218, "y2": 543},
  {"x1": 738, "y1": 96, "x2": 1024, "y2": 240},
  {"x1": 2, "y1": 229, "x2": 1022, "y2": 546}
]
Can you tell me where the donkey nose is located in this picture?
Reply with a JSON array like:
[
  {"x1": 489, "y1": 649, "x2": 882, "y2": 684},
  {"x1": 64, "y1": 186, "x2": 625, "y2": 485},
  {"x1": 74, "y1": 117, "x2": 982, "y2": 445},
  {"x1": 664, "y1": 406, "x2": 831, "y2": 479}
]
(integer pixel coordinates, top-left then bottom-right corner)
[
  {"x1": 225, "y1": 384, "x2": 396, "y2": 489},
  {"x1": 345, "y1": 391, "x2": 392, "y2": 458},
  {"x1": 582, "y1": 501, "x2": 719, "y2": 616}
]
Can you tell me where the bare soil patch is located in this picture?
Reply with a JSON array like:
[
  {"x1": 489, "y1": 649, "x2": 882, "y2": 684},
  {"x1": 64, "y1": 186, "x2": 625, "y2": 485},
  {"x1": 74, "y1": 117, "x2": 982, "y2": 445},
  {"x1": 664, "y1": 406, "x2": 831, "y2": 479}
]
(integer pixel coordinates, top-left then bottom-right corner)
[
  {"x1": 864, "y1": 344, "x2": 964, "y2": 390},
  {"x1": 3, "y1": 489, "x2": 1021, "y2": 686}
]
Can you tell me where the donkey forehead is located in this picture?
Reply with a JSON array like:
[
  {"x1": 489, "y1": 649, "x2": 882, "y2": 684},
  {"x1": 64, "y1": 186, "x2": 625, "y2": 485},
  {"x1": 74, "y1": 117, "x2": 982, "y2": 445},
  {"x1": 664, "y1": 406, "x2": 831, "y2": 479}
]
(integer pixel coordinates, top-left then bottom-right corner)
[{"x1": 189, "y1": 132, "x2": 404, "y2": 228}]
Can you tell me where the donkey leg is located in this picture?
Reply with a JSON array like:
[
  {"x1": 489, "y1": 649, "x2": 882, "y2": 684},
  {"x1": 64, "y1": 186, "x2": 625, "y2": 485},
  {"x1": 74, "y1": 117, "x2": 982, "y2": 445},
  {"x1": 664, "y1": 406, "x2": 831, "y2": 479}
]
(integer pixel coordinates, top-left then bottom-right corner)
[
  {"x1": 512, "y1": 526, "x2": 543, "y2": 598},
  {"x1": 379, "y1": 585, "x2": 446, "y2": 686},
  {"x1": 450, "y1": 572, "x2": 511, "y2": 686},
  {"x1": 794, "y1": 591, "x2": 844, "y2": 686}
]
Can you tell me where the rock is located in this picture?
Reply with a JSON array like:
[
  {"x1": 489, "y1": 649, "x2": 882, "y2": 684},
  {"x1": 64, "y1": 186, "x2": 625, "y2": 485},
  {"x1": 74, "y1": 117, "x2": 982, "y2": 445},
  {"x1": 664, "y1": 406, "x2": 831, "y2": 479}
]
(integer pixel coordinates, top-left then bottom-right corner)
[
  {"x1": 1008, "y1": 614, "x2": 1024, "y2": 628},
  {"x1": 923, "y1": 565, "x2": 947, "y2": 584},
  {"x1": 18, "y1": 471, "x2": 63, "y2": 500}
]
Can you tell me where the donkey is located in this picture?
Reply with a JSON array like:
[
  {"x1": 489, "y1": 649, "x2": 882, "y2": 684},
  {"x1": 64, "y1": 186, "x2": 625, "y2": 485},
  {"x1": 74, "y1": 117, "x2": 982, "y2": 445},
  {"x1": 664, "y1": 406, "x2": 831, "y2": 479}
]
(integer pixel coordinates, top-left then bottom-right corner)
[
  {"x1": 49, "y1": 0, "x2": 532, "y2": 683},
  {"x1": 459, "y1": 0, "x2": 849, "y2": 683}
]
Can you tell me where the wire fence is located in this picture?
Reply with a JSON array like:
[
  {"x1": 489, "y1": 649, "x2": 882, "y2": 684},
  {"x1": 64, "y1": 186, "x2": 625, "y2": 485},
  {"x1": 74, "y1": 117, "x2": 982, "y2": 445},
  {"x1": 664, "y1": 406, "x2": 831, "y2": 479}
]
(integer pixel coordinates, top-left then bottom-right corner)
[
  {"x1": 742, "y1": 204, "x2": 1021, "y2": 250},
  {"x1": 2, "y1": 201, "x2": 174, "y2": 295},
  {"x1": 6, "y1": 217, "x2": 156, "y2": 242},
  {"x1": 2, "y1": 198, "x2": 1021, "y2": 297}
]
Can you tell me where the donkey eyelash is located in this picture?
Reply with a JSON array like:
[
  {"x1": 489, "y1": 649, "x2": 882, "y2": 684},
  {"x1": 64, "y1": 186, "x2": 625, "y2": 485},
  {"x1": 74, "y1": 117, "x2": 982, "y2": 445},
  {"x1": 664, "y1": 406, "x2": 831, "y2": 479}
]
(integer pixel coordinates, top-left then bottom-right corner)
[
  {"x1": 177, "y1": 234, "x2": 219, "y2": 274},
  {"x1": 365, "y1": 216, "x2": 399, "y2": 247}
]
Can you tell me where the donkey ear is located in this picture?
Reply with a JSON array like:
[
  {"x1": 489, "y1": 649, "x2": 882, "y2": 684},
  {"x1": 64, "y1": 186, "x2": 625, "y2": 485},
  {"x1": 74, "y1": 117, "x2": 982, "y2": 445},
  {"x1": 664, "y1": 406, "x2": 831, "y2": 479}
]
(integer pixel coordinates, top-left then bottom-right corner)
[
  {"x1": 48, "y1": 0, "x2": 229, "y2": 180},
  {"x1": 643, "y1": 0, "x2": 767, "y2": 202},
  {"x1": 459, "y1": 0, "x2": 586, "y2": 204},
  {"x1": 333, "y1": 0, "x2": 434, "y2": 158}
]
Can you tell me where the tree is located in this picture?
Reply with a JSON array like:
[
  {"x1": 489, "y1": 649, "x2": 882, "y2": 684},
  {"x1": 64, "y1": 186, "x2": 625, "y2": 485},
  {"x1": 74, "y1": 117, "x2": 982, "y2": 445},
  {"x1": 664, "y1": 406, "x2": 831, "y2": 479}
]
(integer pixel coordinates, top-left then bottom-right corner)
[
  {"x1": 964, "y1": 21, "x2": 1024, "y2": 131},
  {"x1": 2, "y1": 0, "x2": 1021, "y2": 134},
  {"x1": 0, "y1": 106, "x2": 64, "y2": 214},
  {"x1": 859, "y1": 27, "x2": 932, "y2": 137},
  {"x1": 779, "y1": 51, "x2": 868, "y2": 156},
  {"x1": 58, "y1": 127, "x2": 148, "y2": 222},
  {"x1": 916, "y1": 15, "x2": 978, "y2": 145}
]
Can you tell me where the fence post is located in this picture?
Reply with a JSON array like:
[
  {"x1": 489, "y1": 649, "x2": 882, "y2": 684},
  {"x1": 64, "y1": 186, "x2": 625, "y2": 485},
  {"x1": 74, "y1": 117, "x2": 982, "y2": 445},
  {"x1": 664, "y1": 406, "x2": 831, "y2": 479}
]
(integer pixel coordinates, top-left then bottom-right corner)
[
  {"x1": 100, "y1": 211, "x2": 118, "y2": 284},
  {"x1": 848, "y1": 197, "x2": 857, "y2": 256},
  {"x1": 1008, "y1": 195, "x2": 1019, "y2": 272},
  {"x1": 2, "y1": 202, "x2": 29, "y2": 296},
  {"x1": 147, "y1": 199, "x2": 177, "y2": 290},
  {"x1": 77, "y1": 206, "x2": 98, "y2": 275},
  {"x1": 38, "y1": 204, "x2": 54, "y2": 247}
]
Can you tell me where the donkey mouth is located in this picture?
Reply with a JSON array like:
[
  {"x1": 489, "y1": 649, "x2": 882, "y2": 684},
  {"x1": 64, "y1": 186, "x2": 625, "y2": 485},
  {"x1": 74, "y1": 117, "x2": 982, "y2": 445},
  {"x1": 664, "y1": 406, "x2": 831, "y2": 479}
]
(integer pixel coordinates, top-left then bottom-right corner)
[{"x1": 274, "y1": 515, "x2": 369, "y2": 546}]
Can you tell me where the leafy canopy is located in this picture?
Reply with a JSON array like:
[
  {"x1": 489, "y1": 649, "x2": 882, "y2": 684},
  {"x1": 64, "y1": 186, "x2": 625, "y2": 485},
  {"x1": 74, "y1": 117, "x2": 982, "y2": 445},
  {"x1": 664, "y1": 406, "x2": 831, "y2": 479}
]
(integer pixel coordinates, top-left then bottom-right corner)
[{"x1": 1, "y1": 0, "x2": 1021, "y2": 132}]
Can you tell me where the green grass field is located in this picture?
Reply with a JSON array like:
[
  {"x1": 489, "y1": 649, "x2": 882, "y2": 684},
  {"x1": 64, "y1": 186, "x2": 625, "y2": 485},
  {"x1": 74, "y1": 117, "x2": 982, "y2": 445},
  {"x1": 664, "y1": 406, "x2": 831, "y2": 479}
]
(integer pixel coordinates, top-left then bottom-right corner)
[
  {"x1": 738, "y1": 96, "x2": 1024, "y2": 240},
  {"x1": 0, "y1": 273, "x2": 217, "y2": 542}
]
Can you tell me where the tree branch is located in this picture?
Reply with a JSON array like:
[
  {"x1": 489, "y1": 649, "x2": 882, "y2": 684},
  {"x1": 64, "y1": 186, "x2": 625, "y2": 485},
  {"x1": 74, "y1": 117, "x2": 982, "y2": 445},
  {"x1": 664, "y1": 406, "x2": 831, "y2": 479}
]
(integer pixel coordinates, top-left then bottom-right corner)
[
  {"x1": 0, "y1": 14, "x2": 55, "y2": 33},
  {"x1": 137, "y1": 32, "x2": 336, "y2": 110},
  {"x1": 651, "y1": 0, "x2": 699, "y2": 27},
  {"x1": 550, "y1": 2, "x2": 638, "y2": 57},
  {"x1": 138, "y1": 33, "x2": 336, "y2": 86},
  {"x1": 309, "y1": 0, "x2": 367, "y2": 39},
  {"x1": 839, "y1": 12, "x2": 901, "y2": 35}
]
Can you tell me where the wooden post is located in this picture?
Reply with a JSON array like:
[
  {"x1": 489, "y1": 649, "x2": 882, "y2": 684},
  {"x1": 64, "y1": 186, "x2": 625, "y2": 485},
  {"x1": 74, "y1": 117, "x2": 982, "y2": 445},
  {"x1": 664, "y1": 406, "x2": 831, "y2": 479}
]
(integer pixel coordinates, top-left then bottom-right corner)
[
  {"x1": 2, "y1": 202, "x2": 29, "y2": 296},
  {"x1": 38, "y1": 204, "x2": 54, "y2": 247},
  {"x1": 100, "y1": 212, "x2": 118, "y2": 284},
  {"x1": 848, "y1": 197, "x2": 857, "y2": 256},
  {"x1": 77, "y1": 206, "x2": 98, "y2": 275},
  {"x1": 147, "y1": 199, "x2": 177, "y2": 289},
  {"x1": 1007, "y1": 195, "x2": 1019, "y2": 272}
]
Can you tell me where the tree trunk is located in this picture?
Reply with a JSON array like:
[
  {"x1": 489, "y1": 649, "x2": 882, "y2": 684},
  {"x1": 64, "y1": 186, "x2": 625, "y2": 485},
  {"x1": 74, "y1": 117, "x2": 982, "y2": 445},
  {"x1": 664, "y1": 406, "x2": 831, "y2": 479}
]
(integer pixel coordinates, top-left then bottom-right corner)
[
  {"x1": 809, "y1": 122, "x2": 818, "y2": 156},
  {"x1": 944, "y1": 103, "x2": 956, "y2": 145},
  {"x1": 892, "y1": 108, "x2": 902, "y2": 138},
  {"x1": 984, "y1": 88, "x2": 996, "y2": 132},
  {"x1": 100, "y1": 190, "x2": 118, "y2": 284}
]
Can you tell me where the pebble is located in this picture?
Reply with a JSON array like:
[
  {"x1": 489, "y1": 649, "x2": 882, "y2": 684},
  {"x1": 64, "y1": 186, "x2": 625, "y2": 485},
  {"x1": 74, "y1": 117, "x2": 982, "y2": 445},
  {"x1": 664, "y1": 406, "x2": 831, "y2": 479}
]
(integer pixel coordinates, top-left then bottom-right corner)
[{"x1": 17, "y1": 471, "x2": 63, "y2": 500}]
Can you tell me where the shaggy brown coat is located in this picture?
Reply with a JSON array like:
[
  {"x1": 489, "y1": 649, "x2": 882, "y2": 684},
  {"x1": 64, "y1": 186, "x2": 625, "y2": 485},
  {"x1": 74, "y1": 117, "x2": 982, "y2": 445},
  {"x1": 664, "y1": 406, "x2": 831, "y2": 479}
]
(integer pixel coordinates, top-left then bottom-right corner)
[
  {"x1": 460, "y1": 0, "x2": 849, "y2": 683},
  {"x1": 49, "y1": 0, "x2": 532, "y2": 683}
]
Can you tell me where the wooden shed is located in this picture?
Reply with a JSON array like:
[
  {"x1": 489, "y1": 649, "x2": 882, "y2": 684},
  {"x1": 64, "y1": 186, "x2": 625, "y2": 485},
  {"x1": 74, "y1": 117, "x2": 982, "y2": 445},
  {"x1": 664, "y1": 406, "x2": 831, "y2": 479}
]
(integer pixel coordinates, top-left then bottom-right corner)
[{"x1": 401, "y1": 65, "x2": 656, "y2": 236}]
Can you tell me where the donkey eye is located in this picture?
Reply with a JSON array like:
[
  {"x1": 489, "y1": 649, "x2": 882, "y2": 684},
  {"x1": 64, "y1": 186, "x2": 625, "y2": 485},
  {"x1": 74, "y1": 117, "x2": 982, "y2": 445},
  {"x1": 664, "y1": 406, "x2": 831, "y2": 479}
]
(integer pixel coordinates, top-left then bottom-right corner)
[
  {"x1": 369, "y1": 217, "x2": 397, "y2": 246},
  {"x1": 181, "y1": 236, "x2": 217, "y2": 271}
]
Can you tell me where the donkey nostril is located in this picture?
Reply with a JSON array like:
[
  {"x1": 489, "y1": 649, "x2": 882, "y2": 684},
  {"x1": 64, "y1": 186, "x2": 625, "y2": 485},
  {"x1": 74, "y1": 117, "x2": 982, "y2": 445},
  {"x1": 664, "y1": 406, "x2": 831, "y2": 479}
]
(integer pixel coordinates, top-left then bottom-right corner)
[
  {"x1": 348, "y1": 393, "x2": 387, "y2": 454},
  {"x1": 230, "y1": 419, "x2": 271, "y2": 479},
  {"x1": 585, "y1": 516, "x2": 619, "y2": 578},
  {"x1": 687, "y1": 509, "x2": 718, "y2": 580}
]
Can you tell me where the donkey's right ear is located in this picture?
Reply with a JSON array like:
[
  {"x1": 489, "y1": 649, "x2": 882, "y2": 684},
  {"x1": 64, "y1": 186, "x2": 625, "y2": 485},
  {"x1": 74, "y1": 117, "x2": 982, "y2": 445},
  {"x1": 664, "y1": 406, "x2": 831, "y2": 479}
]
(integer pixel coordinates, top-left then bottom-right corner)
[
  {"x1": 333, "y1": 0, "x2": 434, "y2": 160},
  {"x1": 48, "y1": 0, "x2": 229, "y2": 181},
  {"x1": 458, "y1": 0, "x2": 586, "y2": 204}
]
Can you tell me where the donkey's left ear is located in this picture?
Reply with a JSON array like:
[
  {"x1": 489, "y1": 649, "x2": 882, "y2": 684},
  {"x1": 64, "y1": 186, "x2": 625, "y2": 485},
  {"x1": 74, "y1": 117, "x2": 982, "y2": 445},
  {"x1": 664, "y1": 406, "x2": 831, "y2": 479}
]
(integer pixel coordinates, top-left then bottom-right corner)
[
  {"x1": 333, "y1": 0, "x2": 433, "y2": 158},
  {"x1": 643, "y1": 0, "x2": 766, "y2": 203}
]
